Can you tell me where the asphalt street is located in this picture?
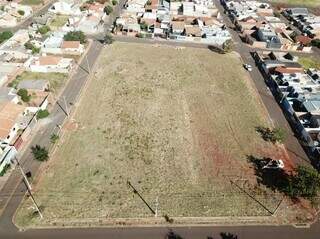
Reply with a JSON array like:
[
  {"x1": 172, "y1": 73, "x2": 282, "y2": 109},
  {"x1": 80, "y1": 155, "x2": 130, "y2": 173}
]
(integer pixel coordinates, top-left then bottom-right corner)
[{"x1": 0, "y1": 0, "x2": 318, "y2": 238}]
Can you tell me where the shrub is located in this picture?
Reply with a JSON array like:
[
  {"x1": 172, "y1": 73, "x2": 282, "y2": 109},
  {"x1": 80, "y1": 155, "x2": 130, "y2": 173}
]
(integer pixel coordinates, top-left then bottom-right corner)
[
  {"x1": 112, "y1": 0, "x2": 117, "y2": 5},
  {"x1": 37, "y1": 109, "x2": 50, "y2": 119},
  {"x1": 0, "y1": 31, "x2": 13, "y2": 44},
  {"x1": 0, "y1": 164, "x2": 11, "y2": 177},
  {"x1": 18, "y1": 10, "x2": 25, "y2": 16},
  {"x1": 37, "y1": 25, "x2": 50, "y2": 35},
  {"x1": 50, "y1": 134, "x2": 59, "y2": 144},
  {"x1": 287, "y1": 166, "x2": 320, "y2": 198},
  {"x1": 17, "y1": 88, "x2": 31, "y2": 102},
  {"x1": 64, "y1": 31, "x2": 86, "y2": 44},
  {"x1": 104, "y1": 5, "x2": 113, "y2": 15},
  {"x1": 24, "y1": 42, "x2": 40, "y2": 54},
  {"x1": 31, "y1": 145, "x2": 49, "y2": 162},
  {"x1": 256, "y1": 126, "x2": 286, "y2": 144},
  {"x1": 222, "y1": 39, "x2": 233, "y2": 53},
  {"x1": 140, "y1": 22, "x2": 148, "y2": 31}
]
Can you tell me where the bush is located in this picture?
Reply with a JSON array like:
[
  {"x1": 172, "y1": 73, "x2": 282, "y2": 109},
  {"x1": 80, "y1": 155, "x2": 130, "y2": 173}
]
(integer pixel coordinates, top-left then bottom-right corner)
[
  {"x1": 104, "y1": 5, "x2": 113, "y2": 15},
  {"x1": 0, "y1": 164, "x2": 11, "y2": 177},
  {"x1": 0, "y1": 31, "x2": 13, "y2": 44},
  {"x1": 140, "y1": 22, "x2": 148, "y2": 31},
  {"x1": 17, "y1": 88, "x2": 31, "y2": 102},
  {"x1": 256, "y1": 126, "x2": 286, "y2": 144},
  {"x1": 24, "y1": 42, "x2": 40, "y2": 54},
  {"x1": 112, "y1": 0, "x2": 117, "y2": 5},
  {"x1": 37, "y1": 25, "x2": 50, "y2": 35},
  {"x1": 222, "y1": 39, "x2": 233, "y2": 53},
  {"x1": 64, "y1": 31, "x2": 86, "y2": 44},
  {"x1": 50, "y1": 134, "x2": 59, "y2": 144},
  {"x1": 287, "y1": 166, "x2": 320, "y2": 198},
  {"x1": 18, "y1": 10, "x2": 25, "y2": 16},
  {"x1": 31, "y1": 145, "x2": 49, "y2": 162},
  {"x1": 37, "y1": 109, "x2": 50, "y2": 119}
]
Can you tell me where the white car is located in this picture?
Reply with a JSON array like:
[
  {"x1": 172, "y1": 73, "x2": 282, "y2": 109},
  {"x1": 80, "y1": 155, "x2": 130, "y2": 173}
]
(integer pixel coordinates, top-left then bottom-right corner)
[
  {"x1": 243, "y1": 64, "x2": 253, "y2": 72},
  {"x1": 262, "y1": 159, "x2": 284, "y2": 170}
]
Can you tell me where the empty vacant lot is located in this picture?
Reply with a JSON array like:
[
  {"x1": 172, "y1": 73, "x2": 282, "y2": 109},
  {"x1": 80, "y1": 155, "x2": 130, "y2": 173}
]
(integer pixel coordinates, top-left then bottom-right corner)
[{"x1": 16, "y1": 43, "x2": 301, "y2": 227}]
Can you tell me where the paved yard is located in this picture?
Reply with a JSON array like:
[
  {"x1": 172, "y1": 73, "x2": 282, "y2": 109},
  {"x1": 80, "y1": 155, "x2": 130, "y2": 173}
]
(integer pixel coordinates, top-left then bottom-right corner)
[{"x1": 15, "y1": 43, "x2": 310, "y2": 227}]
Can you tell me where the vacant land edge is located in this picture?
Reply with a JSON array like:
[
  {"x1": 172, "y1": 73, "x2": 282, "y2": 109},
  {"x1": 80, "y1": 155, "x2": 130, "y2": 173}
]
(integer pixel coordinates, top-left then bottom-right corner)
[{"x1": 14, "y1": 43, "x2": 310, "y2": 228}]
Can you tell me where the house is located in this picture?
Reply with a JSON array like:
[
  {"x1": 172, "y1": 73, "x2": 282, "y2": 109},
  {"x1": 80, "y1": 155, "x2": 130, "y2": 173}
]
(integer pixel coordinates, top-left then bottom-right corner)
[
  {"x1": 0, "y1": 87, "x2": 18, "y2": 104},
  {"x1": 49, "y1": 0, "x2": 81, "y2": 16},
  {"x1": 257, "y1": 27, "x2": 282, "y2": 49},
  {"x1": 0, "y1": 63, "x2": 23, "y2": 86},
  {"x1": 0, "y1": 30, "x2": 30, "y2": 61},
  {"x1": 0, "y1": 101, "x2": 26, "y2": 146},
  {"x1": 24, "y1": 56, "x2": 74, "y2": 73},
  {"x1": 61, "y1": 40, "x2": 84, "y2": 55},
  {"x1": 286, "y1": 8, "x2": 309, "y2": 17},
  {"x1": 126, "y1": 0, "x2": 148, "y2": 13},
  {"x1": 17, "y1": 80, "x2": 49, "y2": 92},
  {"x1": 171, "y1": 21, "x2": 185, "y2": 35},
  {"x1": 185, "y1": 25, "x2": 202, "y2": 37},
  {"x1": 0, "y1": 12, "x2": 17, "y2": 27},
  {"x1": 41, "y1": 31, "x2": 65, "y2": 54}
]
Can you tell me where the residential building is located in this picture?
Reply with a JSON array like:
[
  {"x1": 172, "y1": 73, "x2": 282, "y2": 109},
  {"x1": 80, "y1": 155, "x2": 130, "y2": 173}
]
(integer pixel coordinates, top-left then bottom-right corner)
[{"x1": 24, "y1": 56, "x2": 74, "y2": 73}]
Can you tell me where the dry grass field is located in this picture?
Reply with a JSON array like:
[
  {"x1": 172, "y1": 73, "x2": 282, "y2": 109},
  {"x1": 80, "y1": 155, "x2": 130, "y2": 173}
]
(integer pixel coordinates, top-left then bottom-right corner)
[{"x1": 15, "y1": 43, "x2": 306, "y2": 227}]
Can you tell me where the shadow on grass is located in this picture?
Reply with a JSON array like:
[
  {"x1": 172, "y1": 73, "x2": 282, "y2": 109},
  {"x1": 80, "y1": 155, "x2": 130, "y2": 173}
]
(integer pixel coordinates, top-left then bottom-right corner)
[
  {"x1": 247, "y1": 155, "x2": 290, "y2": 194},
  {"x1": 220, "y1": 232, "x2": 238, "y2": 239}
]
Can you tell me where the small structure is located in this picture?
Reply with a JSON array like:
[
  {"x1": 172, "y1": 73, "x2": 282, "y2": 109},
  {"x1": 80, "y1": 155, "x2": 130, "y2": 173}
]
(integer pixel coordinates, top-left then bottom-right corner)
[{"x1": 17, "y1": 80, "x2": 49, "y2": 92}]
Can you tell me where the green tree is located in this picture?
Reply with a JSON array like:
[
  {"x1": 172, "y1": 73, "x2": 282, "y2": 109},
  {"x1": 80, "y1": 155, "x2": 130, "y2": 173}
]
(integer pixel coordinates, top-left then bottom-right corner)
[
  {"x1": 312, "y1": 39, "x2": 320, "y2": 48},
  {"x1": 37, "y1": 109, "x2": 50, "y2": 119},
  {"x1": 50, "y1": 134, "x2": 59, "y2": 144},
  {"x1": 272, "y1": 127, "x2": 286, "y2": 143},
  {"x1": 31, "y1": 145, "x2": 49, "y2": 162},
  {"x1": 17, "y1": 88, "x2": 31, "y2": 102},
  {"x1": 140, "y1": 22, "x2": 148, "y2": 31},
  {"x1": 112, "y1": 0, "x2": 117, "y2": 5},
  {"x1": 24, "y1": 42, "x2": 40, "y2": 54},
  {"x1": 0, "y1": 31, "x2": 13, "y2": 44},
  {"x1": 37, "y1": 25, "x2": 50, "y2": 35},
  {"x1": 222, "y1": 39, "x2": 233, "y2": 53},
  {"x1": 18, "y1": 10, "x2": 25, "y2": 16},
  {"x1": 287, "y1": 166, "x2": 320, "y2": 198},
  {"x1": 64, "y1": 31, "x2": 86, "y2": 44},
  {"x1": 104, "y1": 5, "x2": 113, "y2": 15}
]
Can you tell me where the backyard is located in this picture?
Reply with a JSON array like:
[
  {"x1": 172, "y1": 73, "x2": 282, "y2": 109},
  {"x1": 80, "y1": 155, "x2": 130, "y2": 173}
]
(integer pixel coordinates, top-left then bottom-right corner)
[
  {"x1": 15, "y1": 43, "x2": 310, "y2": 227},
  {"x1": 48, "y1": 15, "x2": 69, "y2": 29}
]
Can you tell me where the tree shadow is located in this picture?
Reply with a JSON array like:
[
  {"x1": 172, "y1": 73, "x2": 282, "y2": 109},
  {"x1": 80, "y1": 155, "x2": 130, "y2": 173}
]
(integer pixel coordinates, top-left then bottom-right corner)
[
  {"x1": 220, "y1": 232, "x2": 238, "y2": 239},
  {"x1": 165, "y1": 230, "x2": 184, "y2": 239},
  {"x1": 255, "y1": 126, "x2": 273, "y2": 142},
  {"x1": 247, "y1": 155, "x2": 290, "y2": 194}
]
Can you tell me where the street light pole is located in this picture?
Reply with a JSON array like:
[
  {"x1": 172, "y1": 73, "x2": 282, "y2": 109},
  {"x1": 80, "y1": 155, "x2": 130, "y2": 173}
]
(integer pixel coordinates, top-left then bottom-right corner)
[{"x1": 14, "y1": 157, "x2": 43, "y2": 219}]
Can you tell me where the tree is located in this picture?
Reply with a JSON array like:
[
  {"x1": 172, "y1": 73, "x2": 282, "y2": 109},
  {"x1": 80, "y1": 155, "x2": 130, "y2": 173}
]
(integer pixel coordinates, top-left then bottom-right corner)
[
  {"x1": 24, "y1": 42, "x2": 40, "y2": 54},
  {"x1": 31, "y1": 145, "x2": 49, "y2": 162},
  {"x1": 112, "y1": 0, "x2": 117, "y2": 5},
  {"x1": 287, "y1": 166, "x2": 320, "y2": 198},
  {"x1": 50, "y1": 134, "x2": 59, "y2": 144},
  {"x1": 104, "y1": 33, "x2": 114, "y2": 44},
  {"x1": 64, "y1": 31, "x2": 86, "y2": 44},
  {"x1": 140, "y1": 21, "x2": 148, "y2": 31},
  {"x1": 17, "y1": 88, "x2": 31, "y2": 102},
  {"x1": 0, "y1": 31, "x2": 13, "y2": 44},
  {"x1": 18, "y1": 10, "x2": 25, "y2": 16},
  {"x1": 37, "y1": 25, "x2": 50, "y2": 35},
  {"x1": 104, "y1": 5, "x2": 113, "y2": 15},
  {"x1": 37, "y1": 109, "x2": 50, "y2": 119},
  {"x1": 272, "y1": 127, "x2": 286, "y2": 143}
]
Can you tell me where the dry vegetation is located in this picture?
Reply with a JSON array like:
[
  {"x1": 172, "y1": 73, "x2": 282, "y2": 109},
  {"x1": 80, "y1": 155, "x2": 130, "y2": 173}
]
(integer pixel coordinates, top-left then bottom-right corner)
[{"x1": 15, "y1": 43, "x2": 309, "y2": 227}]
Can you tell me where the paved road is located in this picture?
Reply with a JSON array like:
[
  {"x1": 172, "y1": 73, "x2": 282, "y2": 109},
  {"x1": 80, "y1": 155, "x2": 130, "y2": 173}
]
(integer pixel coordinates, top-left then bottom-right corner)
[{"x1": 0, "y1": 1, "x2": 318, "y2": 238}]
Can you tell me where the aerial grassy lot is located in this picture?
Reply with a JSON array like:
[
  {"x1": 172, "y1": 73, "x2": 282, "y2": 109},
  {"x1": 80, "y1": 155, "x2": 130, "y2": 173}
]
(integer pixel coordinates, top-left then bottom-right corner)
[
  {"x1": 20, "y1": 0, "x2": 44, "y2": 5},
  {"x1": 8, "y1": 72, "x2": 67, "y2": 94},
  {"x1": 49, "y1": 15, "x2": 69, "y2": 29},
  {"x1": 15, "y1": 43, "x2": 304, "y2": 227},
  {"x1": 298, "y1": 57, "x2": 320, "y2": 70}
]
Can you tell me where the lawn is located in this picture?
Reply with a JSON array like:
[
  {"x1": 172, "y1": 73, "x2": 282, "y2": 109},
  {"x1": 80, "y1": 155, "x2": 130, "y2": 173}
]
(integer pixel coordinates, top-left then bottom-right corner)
[
  {"x1": 49, "y1": 15, "x2": 69, "y2": 29},
  {"x1": 20, "y1": 0, "x2": 44, "y2": 5},
  {"x1": 8, "y1": 72, "x2": 67, "y2": 94},
  {"x1": 298, "y1": 57, "x2": 320, "y2": 70},
  {"x1": 15, "y1": 43, "x2": 303, "y2": 227}
]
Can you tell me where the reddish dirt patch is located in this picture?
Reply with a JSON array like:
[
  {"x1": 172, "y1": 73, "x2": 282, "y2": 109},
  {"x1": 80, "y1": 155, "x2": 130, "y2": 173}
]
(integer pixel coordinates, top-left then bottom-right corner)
[{"x1": 65, "y1": 121, "x2": 79, "y2": 131}]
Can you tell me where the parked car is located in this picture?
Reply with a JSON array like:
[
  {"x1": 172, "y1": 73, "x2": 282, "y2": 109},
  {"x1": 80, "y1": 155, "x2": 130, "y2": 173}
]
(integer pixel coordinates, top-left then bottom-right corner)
[
  {"x1": 243, "y1": 64, "x2": 252, "y2": 71},
  {"x1": 262, "y1": 158, "x2": 284, "y2": 170}
]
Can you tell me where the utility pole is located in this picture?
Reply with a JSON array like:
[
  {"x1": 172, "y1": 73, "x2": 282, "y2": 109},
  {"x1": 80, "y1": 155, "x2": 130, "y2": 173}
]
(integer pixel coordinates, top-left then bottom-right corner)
[
  {"x1": 155, "y1": 196, "x2": 159, "y2": 217},
  {"x1": 14, "y1": 157, "x2": 43, "y2": 219},
  {"x1": 14, "y1": 157, "x2": 32, "y2": 191},
  {"x1": 63, "y1": 96, "x2": 69, "y2": 117}
]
